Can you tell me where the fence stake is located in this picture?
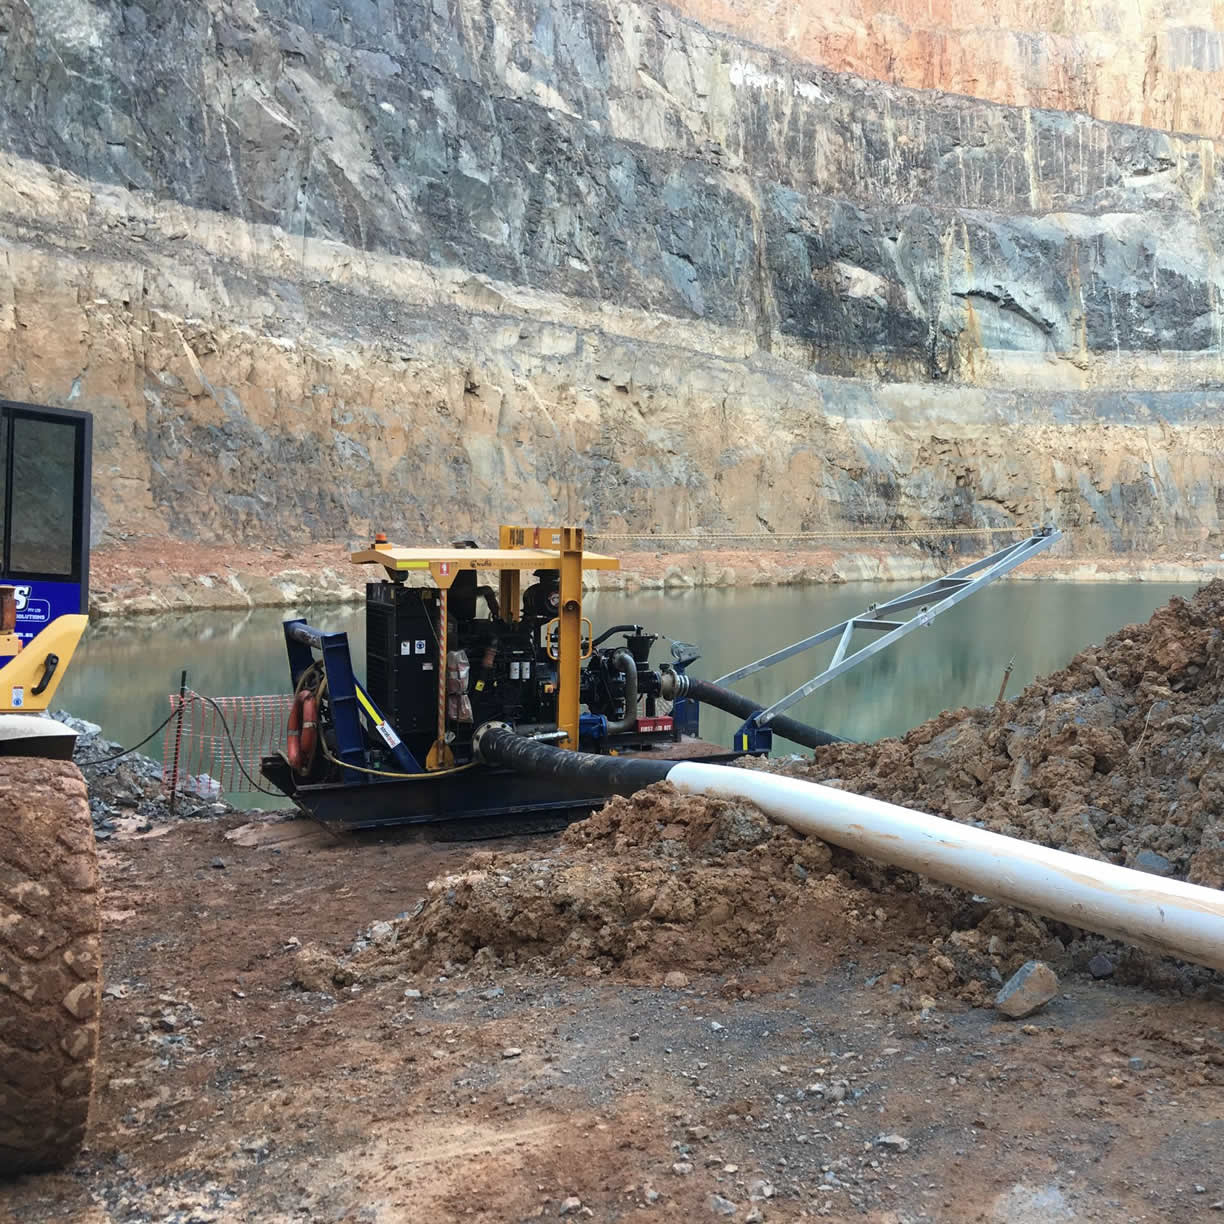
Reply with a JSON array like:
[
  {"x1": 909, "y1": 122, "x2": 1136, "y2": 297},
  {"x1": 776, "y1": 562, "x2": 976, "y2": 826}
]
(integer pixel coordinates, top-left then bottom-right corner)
[
  {"x1": 996, "y1": 656, "x2": 1016, "y2": 704},
  {"x1": 169, "y1": 669, "x2": 188, "y2": 815}
]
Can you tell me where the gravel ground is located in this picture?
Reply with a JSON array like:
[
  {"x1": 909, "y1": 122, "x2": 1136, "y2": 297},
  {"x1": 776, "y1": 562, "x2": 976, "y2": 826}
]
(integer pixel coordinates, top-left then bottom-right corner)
[
  {"x1": 2, "y1": 813, "x2": 1223, "y2": 1223},
  {"x1": 47, "y1": 711, "x2": 239, "y2": 839}
]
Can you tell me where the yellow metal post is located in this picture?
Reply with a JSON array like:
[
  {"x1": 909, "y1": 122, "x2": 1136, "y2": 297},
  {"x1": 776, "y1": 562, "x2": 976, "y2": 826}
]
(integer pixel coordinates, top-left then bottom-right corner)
[
  {"x1": 555, "y1": 526, "x2": 583, "y2": 749},
  {"x1": 436, "y1": 587, "x2": 448, "y2": 759},
  {"x1": 497, "y1": 525, "x2": 521, "y2": 622}
]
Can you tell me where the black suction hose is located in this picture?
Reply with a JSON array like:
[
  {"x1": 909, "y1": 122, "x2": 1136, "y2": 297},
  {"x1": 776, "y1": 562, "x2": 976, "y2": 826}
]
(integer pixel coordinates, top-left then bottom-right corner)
[
  {"x1": 475, "y1": 724, "x2": 673, "y2": 794},
  {"x1": 668, "y1": 675, "x2": 846, "y2": 748}
]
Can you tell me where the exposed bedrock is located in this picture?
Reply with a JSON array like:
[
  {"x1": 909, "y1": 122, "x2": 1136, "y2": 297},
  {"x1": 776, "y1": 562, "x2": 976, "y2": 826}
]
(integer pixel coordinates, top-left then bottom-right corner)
[{"x1": 0, "y1": 0, "x2": 1221, "y2": 557}]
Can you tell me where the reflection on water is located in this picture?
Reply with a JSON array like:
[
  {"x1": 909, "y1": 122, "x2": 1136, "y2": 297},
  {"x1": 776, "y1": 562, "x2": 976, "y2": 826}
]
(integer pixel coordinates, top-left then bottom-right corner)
[{"x1": 56, "y1": 580, "x2": 1198, "y2": 792}]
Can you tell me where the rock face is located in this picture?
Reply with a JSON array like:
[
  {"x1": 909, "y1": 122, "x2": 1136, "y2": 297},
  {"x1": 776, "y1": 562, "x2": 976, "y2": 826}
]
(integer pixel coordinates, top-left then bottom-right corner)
[
  {"x1": 0, "y1": 0, "x2": 1221, "y2": 556},
  {"x1": 676, "y1": 0, "x2": 1224, "y2": 139}
]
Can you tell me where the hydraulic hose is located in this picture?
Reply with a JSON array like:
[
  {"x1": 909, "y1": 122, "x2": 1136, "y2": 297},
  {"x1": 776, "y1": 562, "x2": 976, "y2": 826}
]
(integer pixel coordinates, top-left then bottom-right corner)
[
  {"x1": 474, "y1": 725, "x2": 1224, "y2": 972},
  {"x1": 660, "y1": 673, "x2": 845, "y2": 748},
  {"x1": 591, "y1": 624, "x2": 644, "y2": 649}
]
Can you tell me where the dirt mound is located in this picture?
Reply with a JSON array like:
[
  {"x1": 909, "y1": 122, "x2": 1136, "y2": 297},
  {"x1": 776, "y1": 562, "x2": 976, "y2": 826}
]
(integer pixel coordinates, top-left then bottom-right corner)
[
  {"x1": 315, "y1": 787, "x2": 832, "y2": 986},
  {"x1": 301, "y1": 786, "x2": 1067, "y2": 1006},
  {"x1": 786, "y1": 579, "x2": 1224, "y2": 886},
  {"x1": 310, "y1": 584, "x2": 1224, "y2": 1003}
]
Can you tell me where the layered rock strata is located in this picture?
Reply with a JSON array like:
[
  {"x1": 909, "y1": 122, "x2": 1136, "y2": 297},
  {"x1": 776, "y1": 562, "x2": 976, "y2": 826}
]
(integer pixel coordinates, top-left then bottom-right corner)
[{"x1": 0, "y1": 0, "x2": 1220, "y2": 574}]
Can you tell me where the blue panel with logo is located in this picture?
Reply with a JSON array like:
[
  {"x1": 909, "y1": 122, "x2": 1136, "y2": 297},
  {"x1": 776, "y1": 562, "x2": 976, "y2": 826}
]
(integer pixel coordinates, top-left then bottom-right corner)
[{"x1": 10, "y1": 580, "x2": 86, "y2": 643}]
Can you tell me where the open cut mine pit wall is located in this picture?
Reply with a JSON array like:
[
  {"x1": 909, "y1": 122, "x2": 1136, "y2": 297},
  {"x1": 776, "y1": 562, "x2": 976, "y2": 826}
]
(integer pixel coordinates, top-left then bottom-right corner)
[
  {"x1": 675, "y1": 0, "x2": 1224, "y2": 139},
  {"x1": 0, "y1": 0, "x2": 1222, "y2": 560}
]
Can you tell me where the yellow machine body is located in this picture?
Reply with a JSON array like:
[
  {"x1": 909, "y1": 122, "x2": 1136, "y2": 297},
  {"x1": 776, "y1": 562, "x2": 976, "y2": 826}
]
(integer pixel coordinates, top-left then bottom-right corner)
[{"x1": 0, "y1": 614, "x2": 88, "y2": 713}]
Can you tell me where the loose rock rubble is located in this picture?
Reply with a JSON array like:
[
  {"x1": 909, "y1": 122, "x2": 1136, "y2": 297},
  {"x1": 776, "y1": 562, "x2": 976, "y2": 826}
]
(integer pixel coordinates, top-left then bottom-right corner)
[
  {"x1": 316, "y1": 584, "x2": 1224, "y2": 1005},
  {"x1": 47, "y1": 709, "x2": 237, "y2": 837}
]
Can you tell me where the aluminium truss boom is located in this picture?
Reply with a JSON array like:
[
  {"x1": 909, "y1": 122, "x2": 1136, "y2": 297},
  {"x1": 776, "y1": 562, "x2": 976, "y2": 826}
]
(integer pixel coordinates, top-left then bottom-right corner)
[{"x1": 716, "y1": 528, "x2": 1062, "y2": 727}]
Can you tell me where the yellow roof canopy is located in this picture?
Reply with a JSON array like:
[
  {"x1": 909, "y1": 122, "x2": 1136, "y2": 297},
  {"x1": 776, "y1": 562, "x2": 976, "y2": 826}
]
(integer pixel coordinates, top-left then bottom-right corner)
[
  {"x1": 350, "y1": 544, "x2": 620, "y2": 588},
  {"x1": 351, "y1": 545, "x2": 619, "y2": 571}
]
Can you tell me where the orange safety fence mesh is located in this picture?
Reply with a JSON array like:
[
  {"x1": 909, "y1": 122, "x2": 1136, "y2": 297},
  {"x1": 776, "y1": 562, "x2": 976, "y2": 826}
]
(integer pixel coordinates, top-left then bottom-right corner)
[{"x1": 161, "y1": 691, "x2": 294, "y2": 796}]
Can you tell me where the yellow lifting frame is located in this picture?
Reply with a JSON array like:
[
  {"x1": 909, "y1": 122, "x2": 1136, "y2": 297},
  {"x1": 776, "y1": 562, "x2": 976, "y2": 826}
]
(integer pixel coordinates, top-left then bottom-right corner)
[
  {"x1": 350, "y1": 526, "x2": 617, "y2": 758},
  {"x1": 554, "y1": 526, "x2": 584, "y2": 749},
  {"x1": 497, "y1": 525, "x2": 522, "y2": 625}
]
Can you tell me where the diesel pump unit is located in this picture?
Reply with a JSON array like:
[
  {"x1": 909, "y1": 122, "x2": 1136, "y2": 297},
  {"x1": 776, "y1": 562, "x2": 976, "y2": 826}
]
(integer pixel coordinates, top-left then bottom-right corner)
[{"x1": 261, "y1": 523, "x2": 1061, "y2": 829}]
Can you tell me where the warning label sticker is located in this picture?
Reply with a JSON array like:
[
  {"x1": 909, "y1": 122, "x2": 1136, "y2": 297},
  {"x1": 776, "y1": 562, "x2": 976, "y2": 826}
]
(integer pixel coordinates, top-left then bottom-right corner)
[{"x1": 375, "y1": 720, "x2": 402, "y2": 748}]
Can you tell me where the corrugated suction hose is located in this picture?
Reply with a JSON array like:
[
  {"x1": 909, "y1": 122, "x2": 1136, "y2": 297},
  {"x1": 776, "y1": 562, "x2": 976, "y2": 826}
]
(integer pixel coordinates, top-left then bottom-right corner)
[{"x1": 660, "y1": 673, "x2": 845, "y2": 748}]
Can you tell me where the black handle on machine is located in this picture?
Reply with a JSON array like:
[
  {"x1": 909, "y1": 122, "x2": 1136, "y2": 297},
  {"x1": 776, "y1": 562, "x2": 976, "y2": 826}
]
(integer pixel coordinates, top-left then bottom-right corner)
[{"x1": 31, "y1": 653, "x2": 60, "y2": 696}]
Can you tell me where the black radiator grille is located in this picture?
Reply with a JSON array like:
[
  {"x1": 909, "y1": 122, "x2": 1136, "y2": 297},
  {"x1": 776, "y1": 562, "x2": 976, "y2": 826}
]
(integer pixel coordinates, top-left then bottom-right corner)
[{"x1": 364, "y1": 584, "x2": 438, "y2": 735}]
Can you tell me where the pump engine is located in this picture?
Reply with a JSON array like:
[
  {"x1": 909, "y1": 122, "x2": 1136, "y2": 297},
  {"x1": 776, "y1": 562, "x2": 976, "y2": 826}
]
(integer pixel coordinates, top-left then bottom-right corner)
[{"x1": 362, "y1": 566, "x2": 693, "y2": 771}]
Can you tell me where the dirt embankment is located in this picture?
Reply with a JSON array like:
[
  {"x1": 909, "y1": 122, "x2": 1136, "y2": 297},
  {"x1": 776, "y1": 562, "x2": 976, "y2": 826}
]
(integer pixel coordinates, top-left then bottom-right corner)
[{"x1": 793, "y1": 579, "x2": 1224, "y2": 889}]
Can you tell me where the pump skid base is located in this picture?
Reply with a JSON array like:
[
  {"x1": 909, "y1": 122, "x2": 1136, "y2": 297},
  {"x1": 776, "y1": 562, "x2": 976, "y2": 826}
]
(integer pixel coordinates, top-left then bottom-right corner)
[{"x1": 262, "y1": 740, "x2": 744, "y2": 829}]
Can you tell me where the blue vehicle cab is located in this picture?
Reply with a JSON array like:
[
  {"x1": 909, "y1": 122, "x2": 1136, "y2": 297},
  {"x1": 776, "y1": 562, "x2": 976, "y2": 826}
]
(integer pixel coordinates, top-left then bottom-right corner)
[{"x1": 0, "y1": 400, "x2": 92, "y2": 655}]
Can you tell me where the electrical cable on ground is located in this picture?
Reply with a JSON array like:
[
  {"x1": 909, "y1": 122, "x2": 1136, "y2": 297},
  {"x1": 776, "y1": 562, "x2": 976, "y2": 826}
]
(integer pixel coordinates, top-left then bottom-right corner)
[
  {"x1": 189, "y1": 692, "x2": 286, "y2": 797},
  {"x1": 79, "y1": 706, "x2": 183, "y2": 764},
  {"x1": 80, "y1": 692, "x2": 285, "y2": 798}
]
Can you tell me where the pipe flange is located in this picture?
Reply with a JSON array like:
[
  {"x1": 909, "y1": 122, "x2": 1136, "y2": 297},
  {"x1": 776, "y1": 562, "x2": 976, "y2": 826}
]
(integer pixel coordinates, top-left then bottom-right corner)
[
  {"x1": 472, "y1": 720, "x2": 512, "y2": 761},
  {"x1": 658, "y1": 669, "x2": 689, "y2": 700}
]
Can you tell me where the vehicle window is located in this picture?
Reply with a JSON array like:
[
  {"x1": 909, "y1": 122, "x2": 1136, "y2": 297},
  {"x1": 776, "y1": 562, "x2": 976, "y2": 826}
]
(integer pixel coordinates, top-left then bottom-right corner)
[{"x1": 8, "y1": 415, "x2": 77, "y2": 576}]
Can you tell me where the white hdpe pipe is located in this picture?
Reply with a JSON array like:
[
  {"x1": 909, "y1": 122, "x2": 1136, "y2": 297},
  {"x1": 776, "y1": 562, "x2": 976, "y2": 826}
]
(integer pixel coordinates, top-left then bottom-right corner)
[{"x1": 667, "y1": 761, "x2": 1224, "y2": 971}]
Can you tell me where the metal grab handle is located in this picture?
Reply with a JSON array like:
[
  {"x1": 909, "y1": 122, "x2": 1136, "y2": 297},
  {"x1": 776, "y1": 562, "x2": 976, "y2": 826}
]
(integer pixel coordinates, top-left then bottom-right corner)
[
  {"x1": 544, "y1": 618, "x2": 593, "y2": 660},
  {"x1": 31, "y1": 652, "x2": 59, "y2": 696}
]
